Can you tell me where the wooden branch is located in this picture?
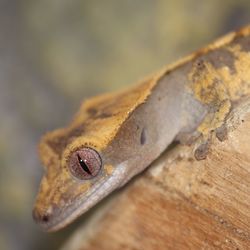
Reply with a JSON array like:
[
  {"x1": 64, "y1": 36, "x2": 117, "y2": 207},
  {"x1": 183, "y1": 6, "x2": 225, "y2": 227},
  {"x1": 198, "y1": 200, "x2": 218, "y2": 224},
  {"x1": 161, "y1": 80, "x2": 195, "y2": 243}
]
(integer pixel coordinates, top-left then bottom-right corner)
[{"x1": 62, "y1": 98, "x2": 250, "y2": 250}]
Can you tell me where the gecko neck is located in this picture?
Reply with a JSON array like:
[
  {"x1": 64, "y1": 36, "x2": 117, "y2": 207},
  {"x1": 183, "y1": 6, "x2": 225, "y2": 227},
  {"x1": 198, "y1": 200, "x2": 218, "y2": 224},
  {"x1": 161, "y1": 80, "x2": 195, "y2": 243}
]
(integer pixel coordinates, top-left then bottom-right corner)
[{"x1": 106, "y1": 64, "x2": 206, "y2": 186}]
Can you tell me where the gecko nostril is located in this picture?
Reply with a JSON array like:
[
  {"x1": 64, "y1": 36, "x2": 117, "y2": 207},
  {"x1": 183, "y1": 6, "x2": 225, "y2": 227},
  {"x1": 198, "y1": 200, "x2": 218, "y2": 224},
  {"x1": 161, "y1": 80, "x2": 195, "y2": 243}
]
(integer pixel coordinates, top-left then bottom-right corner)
[
  {"x1": 32, "y1": 208, "x2": 51, "y2": 224},
  {"x1": 41, "y1": 214, "x2": 50, "y2": 223}
]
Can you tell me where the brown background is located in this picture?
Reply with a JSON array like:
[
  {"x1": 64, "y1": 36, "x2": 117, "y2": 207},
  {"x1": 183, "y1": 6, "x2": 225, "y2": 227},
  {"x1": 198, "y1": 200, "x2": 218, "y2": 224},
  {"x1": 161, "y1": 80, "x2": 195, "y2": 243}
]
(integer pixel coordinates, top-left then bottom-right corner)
[{"x1": 0, "y1": 1, "x2": 250, "y2": 249}]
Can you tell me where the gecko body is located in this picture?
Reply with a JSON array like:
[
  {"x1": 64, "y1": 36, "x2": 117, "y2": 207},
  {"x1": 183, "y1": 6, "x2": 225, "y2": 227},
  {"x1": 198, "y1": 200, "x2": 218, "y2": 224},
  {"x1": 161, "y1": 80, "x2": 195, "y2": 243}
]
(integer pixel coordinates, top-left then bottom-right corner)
[{"x1": 33, "y1": 26, "x2": 250, "y2": 231}]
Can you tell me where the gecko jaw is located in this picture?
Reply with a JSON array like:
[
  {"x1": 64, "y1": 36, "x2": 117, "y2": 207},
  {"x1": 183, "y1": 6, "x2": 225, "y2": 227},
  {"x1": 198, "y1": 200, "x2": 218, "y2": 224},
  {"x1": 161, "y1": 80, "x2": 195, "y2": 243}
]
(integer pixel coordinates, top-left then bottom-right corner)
[{"x1": 34, "y1": 162, "x2": 127, "y2": 232}]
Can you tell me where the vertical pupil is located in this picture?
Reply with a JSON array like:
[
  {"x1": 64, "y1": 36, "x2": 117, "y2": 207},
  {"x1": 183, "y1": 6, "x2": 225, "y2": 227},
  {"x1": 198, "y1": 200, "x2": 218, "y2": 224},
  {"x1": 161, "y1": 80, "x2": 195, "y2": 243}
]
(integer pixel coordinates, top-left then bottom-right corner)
[{"x1": 77, "y1": 154, "x2": 92, "y2": 175}]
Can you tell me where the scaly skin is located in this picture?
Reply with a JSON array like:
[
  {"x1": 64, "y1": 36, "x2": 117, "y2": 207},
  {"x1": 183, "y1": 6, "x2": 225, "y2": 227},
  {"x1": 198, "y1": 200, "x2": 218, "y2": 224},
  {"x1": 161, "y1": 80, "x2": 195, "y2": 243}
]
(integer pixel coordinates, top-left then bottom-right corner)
[{"x1": 33, "y1": 25, "x2": 250, "y2": 232}]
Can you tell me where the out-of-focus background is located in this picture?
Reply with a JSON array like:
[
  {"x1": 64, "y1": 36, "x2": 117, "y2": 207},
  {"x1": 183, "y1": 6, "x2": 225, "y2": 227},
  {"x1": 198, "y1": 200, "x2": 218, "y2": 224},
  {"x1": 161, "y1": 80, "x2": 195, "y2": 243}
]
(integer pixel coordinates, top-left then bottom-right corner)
[{"x1": 0, "y1": 1, "x2": 250, "y2": 249}]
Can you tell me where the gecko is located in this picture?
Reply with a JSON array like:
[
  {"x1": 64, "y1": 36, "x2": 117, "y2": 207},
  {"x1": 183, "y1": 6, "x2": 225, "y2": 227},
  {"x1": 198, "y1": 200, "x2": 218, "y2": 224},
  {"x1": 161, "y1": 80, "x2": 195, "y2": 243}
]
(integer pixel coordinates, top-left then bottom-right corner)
[{"x1": 33, "y1": 25, "x2": 250, "y2": 232}]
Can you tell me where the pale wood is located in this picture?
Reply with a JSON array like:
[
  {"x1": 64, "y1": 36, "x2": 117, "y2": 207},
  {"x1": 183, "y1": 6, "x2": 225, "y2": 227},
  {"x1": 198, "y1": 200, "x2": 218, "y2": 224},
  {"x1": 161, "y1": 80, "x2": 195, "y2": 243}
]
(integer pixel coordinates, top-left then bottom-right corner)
[{"x1": 62, "y1": 99, "x2": 250, "y2": 250}]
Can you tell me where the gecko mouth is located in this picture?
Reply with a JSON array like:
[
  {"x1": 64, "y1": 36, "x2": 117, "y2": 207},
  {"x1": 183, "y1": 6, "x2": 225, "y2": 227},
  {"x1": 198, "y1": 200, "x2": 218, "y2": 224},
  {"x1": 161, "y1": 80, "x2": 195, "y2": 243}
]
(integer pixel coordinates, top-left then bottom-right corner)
[{"x1": 33, "y1": 163, "x2": 126, "y2": 232}]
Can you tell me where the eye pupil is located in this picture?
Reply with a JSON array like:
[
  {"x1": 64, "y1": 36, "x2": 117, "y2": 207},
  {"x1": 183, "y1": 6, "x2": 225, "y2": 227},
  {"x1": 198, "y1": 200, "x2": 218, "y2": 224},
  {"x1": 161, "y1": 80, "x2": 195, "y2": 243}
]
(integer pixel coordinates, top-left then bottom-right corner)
[
  {"x1": 69, "y1": 148, "x2": 102, "y2": 180},
  {"x1": 77, "y1": 154, "x2": 92, "y2": 175}
]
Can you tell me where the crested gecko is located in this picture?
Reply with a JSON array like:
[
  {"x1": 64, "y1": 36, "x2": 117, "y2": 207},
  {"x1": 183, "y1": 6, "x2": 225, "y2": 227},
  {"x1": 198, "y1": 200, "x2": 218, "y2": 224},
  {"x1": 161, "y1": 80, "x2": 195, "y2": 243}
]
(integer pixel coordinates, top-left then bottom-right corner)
[{"x1": 33, "y1": 25, "x2": 250, "y2": 232}]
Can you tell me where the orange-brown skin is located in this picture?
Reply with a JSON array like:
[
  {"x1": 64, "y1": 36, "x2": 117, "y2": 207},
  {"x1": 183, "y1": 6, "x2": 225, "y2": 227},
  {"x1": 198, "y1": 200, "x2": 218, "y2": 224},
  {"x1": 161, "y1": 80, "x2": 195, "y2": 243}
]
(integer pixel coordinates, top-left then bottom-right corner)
[{"x1": 33, "y1": 25, "x2": 250, "y2": 232}]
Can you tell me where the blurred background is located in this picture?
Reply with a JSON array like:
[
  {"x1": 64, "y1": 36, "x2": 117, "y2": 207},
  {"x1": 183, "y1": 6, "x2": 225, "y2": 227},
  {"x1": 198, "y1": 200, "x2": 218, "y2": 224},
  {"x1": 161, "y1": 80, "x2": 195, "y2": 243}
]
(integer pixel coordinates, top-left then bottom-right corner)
[{"x1": 0, "y1": 1, "x2": 250, "y2": 249}]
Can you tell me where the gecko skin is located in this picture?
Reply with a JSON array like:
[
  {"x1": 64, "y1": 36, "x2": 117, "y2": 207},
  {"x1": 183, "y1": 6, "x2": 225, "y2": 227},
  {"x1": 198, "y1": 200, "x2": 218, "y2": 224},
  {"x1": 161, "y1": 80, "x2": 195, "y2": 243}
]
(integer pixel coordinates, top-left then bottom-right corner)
[{"x1": 33, "y1": 26, "x2": 250, "y2": 232}]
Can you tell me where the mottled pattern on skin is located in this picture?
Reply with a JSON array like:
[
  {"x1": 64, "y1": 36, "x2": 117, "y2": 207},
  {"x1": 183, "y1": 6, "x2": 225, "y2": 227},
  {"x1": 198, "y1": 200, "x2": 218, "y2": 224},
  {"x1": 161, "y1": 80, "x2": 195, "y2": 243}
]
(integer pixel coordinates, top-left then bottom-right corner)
[
  {"x1": 189, "y1": 60, "x2": 231, "y2": 136},
  {"x1": 34, "y1": 25, "x2": 250, "y2": 232},
  {"x1": 189, "y1": 36, "x2": 250, "y2": 137}
]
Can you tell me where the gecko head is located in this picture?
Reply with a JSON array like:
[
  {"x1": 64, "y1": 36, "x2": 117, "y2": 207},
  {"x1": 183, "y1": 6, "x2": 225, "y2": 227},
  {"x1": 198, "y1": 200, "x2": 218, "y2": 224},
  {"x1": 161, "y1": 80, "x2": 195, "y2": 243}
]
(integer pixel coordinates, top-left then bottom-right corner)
[
  {"x1": 33, "y1": 131, "x2": 128, "y2": 232},
  {"x1": 33, "y1": 79, "x2": 154, "y2": 232}
]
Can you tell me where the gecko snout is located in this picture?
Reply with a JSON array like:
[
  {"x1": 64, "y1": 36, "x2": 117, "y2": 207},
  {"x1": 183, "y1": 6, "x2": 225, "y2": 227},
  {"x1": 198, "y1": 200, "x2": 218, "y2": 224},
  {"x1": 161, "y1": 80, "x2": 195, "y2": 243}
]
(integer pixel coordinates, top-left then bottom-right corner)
[
  {"x1": 33, "y1": 201, "x2": 67, "y2": 231},
  {"x1": 32, "y1": 203, "x2": 61, "y2": 231}
]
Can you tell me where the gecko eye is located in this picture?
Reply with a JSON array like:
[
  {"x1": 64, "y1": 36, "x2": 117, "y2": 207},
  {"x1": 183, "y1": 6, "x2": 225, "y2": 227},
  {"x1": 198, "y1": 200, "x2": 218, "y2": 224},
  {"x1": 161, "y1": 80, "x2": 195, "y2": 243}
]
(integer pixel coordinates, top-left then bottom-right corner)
[{"x1": 69, "y1": 148, "x2": 102, "y2": 180}]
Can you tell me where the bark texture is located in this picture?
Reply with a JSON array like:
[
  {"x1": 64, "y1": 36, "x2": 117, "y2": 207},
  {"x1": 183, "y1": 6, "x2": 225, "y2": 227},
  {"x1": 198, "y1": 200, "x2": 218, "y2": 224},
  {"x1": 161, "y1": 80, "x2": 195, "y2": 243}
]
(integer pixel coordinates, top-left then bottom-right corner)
[{"x1": 62, "y1": 99, "x2": 250, "y2": 250}]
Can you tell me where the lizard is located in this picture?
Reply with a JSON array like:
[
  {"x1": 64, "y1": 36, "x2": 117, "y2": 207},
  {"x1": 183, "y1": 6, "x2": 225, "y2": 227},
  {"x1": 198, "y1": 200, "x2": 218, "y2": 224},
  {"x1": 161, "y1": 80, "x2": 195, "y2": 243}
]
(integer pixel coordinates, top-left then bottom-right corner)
[{"x1": 33, "y1": 25, "x2": 250, "y2": 232}]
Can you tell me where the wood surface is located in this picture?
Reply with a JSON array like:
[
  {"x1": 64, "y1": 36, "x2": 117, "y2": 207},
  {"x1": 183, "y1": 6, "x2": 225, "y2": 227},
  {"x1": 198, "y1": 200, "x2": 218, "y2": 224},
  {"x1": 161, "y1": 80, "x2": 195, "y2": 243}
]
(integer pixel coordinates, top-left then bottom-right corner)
[{"x1": 62, "y1": 98, "x2": 250, "y2": 250}]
